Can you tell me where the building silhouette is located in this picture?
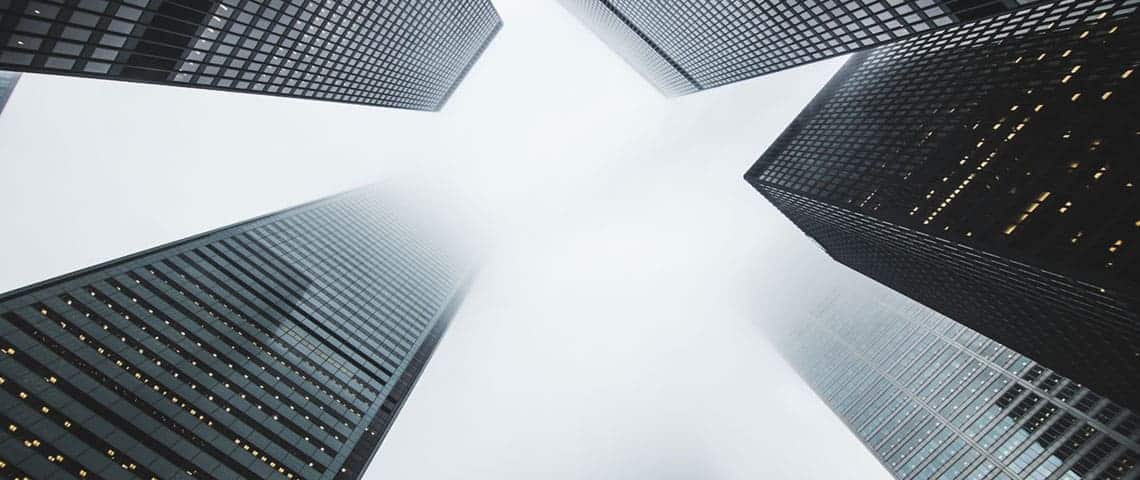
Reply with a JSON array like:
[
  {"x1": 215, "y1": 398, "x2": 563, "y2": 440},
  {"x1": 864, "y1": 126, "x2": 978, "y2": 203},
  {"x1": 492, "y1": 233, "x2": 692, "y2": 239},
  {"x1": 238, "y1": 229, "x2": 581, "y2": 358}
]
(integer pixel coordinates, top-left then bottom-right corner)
[
  {"x1": 558, "y1": 0, "x2": 1051, "y2": 96},
  {"x1": 746, "y1": 0, "x2": 1139, "y2": 410},
  {"x1": 0, "y1": 0, "x2": 501, "y2": 110},
  {"x1": 0, "y1": 186, "x2": 474, "y2": 479},
  {"x1": 773, "y1": 286, "x2": 1140, "y2": 480}
]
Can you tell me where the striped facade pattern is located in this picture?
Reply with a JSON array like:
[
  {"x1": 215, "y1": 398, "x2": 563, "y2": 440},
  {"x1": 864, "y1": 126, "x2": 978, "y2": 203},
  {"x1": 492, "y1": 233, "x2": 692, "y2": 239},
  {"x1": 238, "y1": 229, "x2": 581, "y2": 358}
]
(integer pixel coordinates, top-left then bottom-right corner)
[
  {"x1": 0, "y1": 186, "x2": 472, "y2": 479},
  {"x1": 777, "y1": 288, "x2": 1140, "y2": 480}
]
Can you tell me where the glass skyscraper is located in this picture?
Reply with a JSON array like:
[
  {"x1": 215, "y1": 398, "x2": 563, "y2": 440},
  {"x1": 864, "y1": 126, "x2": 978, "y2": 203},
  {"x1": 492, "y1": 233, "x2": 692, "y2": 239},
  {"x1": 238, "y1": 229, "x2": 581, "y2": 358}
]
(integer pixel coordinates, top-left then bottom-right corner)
[
  {"x1": 0, "y1": 0, "x2": 502, "y2": 110},
  {"x1": 773, "y1": 285, "x2": 1140, "y2": 480},
  {"x1": 745, "y1": 0, "x2": 1139, "y2": 410},
  {"x1": 558, "y1": 0, "x2": 1050, "y2": 96},
  {"x1": 0, "y1": 70, "x2": 18, "y2": 113},
  {"x1": 0, "y1": 186, "x2": 474, "y2": 479}
]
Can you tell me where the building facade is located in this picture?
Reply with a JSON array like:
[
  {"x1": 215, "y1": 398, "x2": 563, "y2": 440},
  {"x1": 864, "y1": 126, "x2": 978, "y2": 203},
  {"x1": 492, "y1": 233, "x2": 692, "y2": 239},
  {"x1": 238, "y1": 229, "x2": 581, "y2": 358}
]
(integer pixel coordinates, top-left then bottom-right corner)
[
  {"x1": 0, "y1": 0, "x2": 501, "y2": 110},
  {"x1": 774, "y1": 286, "x2": 1140, "y2": 480},
  {"x1": 558, "y1": 0, "x2": 1051, "y2": 96},
  {"x1": 0, "y1": 186, "x2": 474, "y2": 479},
  {"x1": 0, "y1": 70, "x2": 18, "y2": 113},
  {"x1": 745, "y1": 0, "x2": 1139, "y2": 410}
]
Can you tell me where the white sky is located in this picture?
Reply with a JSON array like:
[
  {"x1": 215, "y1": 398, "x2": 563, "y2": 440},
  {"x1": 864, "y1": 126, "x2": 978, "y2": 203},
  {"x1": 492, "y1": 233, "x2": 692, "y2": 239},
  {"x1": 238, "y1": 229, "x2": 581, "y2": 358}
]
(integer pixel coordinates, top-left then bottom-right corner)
[{"x1": 0, "y1": 1, "x2": 891, "y2": 478}]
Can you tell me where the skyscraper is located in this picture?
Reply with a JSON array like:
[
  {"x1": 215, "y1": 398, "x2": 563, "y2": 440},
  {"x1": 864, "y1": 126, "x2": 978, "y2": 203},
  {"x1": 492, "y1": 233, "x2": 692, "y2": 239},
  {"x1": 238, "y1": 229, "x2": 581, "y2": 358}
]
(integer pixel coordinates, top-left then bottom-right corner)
[
  {"x1": 0, "y1": 70, "x2": 18, "y2": 113},
  {"x1": 773, "y1": 285, "x2": 1140, "y2": 480},
  {"x1": 745, "y1": 0, "x2": 1139, "y2": 410},
  {"x1": 558, "y1": 0, "x2": 1049, "y2": 96},
  {"x1": 0, "y1": 186, "x2": 474, "y2": 479},
  {"x1": 0, "y1": 0, "x2": 502, "y2": 110}
]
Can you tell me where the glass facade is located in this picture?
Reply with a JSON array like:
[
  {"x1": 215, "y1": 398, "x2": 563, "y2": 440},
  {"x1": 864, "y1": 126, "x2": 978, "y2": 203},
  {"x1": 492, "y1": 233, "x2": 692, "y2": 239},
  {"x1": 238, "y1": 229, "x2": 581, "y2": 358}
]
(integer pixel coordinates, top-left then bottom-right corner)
[
  {"x1": 558, "y1": 0, "x2": 1048, "y2": 95},
  {"x1": 0, "y1": 70, "x2": 17, "y2": 113},
  {"x1": 0, "y1": 0, "x2": 502, "y2": 110},
  {"x1": 745, "y1": 0, "x2": 1139, "y2": 411},
  {"x1": 0, "y1": 185, "x2": 474, "y2": 479},
  {"x1": 558, "y1": 0, "x2": 697, "y2": 97},
  {"x1": 775, "y1": 286, "x2": 1140, "y2": 480}
]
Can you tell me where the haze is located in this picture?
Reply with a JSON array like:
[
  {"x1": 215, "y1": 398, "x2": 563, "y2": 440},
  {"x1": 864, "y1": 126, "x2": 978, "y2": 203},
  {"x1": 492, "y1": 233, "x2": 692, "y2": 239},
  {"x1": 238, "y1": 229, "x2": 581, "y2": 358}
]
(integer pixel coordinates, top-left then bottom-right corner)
[{"x1": 0, "y1": 1, "x2": 890, "y2": 478}]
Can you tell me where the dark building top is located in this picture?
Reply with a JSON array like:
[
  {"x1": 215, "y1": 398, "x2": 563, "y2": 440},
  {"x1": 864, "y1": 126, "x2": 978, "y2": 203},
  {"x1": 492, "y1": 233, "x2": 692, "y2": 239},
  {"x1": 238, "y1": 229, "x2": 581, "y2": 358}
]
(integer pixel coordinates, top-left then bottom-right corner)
[
  {"x1": 0, "y1": 70, "x2": 18, "y2": 112},
  {"x1": 0, "y1": 0, "x2": 502, "y2": 110},
  {"x1": 558, "y1": 0, "x2": 1051, "y2": 96},
  {"x1": 0, "y1": 186, "x2": 474, "y2": 479},
  {"x1": 746, "y1": 0, "x2": 1140, "y2": 410},
  {"x1": 773, "y1": 286, "x2": 1140, "y2": 480}
]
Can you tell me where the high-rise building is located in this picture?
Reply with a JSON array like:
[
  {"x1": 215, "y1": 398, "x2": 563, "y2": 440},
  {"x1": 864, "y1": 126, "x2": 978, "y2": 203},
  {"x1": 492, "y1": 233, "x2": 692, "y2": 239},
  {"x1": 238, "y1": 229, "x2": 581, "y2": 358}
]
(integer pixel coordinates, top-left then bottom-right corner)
[
  {"x1": 774, "y1": 286, "x2": 1140, "y2": 480},
  {"x1": 0, "y1": 0, "x2": 502, "y2": 110},
  {"x1": 0, "y1": 70, "x2": 18, "y2": 113},
  {"x1": 745, "y1": 0, "x2": 1139, "y2": 410},
  {"x1": 557, "y1": 0, "x2": 1051, "y2": 96},
  {"x1": 0, "y1": 186, "x2": 474, "y2": 479}
]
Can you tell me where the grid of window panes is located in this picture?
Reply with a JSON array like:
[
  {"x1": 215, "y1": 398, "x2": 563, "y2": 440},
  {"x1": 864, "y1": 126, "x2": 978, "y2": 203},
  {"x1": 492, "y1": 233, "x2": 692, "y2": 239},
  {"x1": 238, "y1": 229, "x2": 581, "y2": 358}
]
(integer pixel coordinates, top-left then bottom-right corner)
[
  {"x1": 558, "y1": 0, "x2": 697, "y2": 96},
  {"x1": 747, "y1": 0, "x2": 1139, "y2": 277},
  {"x1": 758, "y1": 181, "x2": 1140, "y2": 418},
  {"x1": 563, "y1": 0, "x2": 1046, "y2": 93},
  {"x1": 0, "y1": 186, "x2": 472, "y2": 480},
  {"x1": 0, "y1": 0, "x2": 501, "y2": 110},
  {"x1": 745, "y1": 0, "x2": 1139, "y2": 410},
  {"x1": 777, "y1": 287, "x2": 1140, "y2": 480},
  {"x1": 0, "y1": 70, "x2": 17, "y2": 112}
]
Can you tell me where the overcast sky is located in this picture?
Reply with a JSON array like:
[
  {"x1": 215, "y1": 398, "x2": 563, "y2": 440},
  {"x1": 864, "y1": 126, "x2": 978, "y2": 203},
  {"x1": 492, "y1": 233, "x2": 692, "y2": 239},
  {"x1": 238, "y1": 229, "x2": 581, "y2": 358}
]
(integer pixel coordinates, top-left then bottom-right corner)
[{"x1": 0, "y1": 1, "x2": 891, "y2": 478}]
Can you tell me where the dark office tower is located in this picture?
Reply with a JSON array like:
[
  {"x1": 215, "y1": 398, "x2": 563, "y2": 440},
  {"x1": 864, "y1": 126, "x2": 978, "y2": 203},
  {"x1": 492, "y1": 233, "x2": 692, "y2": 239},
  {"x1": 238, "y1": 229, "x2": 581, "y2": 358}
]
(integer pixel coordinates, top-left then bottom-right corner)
[
  {"x1": 0, "y1": 0, "x2": 501, "y2": 110},
  {"x1": 745, "y1": 0, "x2": 1140, "y2": 410},
  {"x1": 773, "y1": 287, "x2": 1140, "y2": 480},
  {"x1": 0, "y1": 186, "x2": 474, "y2": 479},
  {"x1": 558, "y1": 0, "x2": 1053, "y2": 96},
  {"x1": 0, "y1": 70, "x2": 17, "y2": 112}
]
